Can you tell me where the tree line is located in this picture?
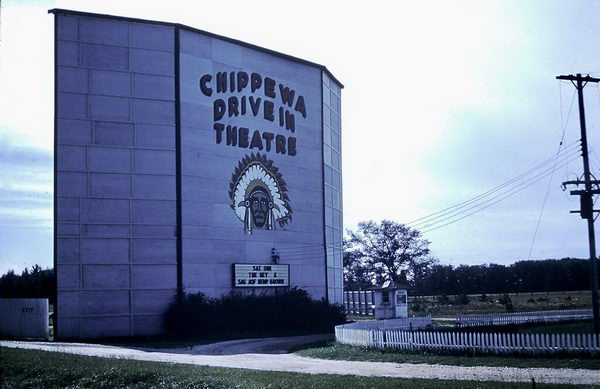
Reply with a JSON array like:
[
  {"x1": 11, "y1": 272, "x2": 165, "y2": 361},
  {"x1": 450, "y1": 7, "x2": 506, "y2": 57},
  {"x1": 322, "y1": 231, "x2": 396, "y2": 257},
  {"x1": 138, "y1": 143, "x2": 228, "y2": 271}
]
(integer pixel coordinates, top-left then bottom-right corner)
[
  {"x1": 344, "y1": 220, "x2": 593, "y2": 295},
  {"x1": 0, "y1": 265, "x2": 55, "y2": 304},
  {"x1": 410, "y1": 258, "x2": 590, "y2": 296}
]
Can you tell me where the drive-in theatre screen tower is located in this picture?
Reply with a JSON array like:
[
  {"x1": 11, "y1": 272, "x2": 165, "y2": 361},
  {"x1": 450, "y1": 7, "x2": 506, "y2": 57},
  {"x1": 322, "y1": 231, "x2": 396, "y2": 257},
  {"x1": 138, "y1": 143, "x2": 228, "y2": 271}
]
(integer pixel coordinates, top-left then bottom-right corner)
[{"x1": 51, "y1": 9, "x2": 344, "y2": 338}]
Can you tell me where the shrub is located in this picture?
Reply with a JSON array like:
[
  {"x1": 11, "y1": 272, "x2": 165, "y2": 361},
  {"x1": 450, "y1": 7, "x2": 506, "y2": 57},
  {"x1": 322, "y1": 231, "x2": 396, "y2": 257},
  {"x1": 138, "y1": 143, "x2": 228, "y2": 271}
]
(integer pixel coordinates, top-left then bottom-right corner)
[
  {"x1": 437, "y1": 294, "x2": 450, "y2": 305},
  {"x1": 164, "y1": 288, "x2": 346, "y2": 337},
  {"x1": 453, "y1": 293, "x2": 470, "y2": 305},
  {"x1": 498, "y1": 293, "x2": 514, "y2": 312}
]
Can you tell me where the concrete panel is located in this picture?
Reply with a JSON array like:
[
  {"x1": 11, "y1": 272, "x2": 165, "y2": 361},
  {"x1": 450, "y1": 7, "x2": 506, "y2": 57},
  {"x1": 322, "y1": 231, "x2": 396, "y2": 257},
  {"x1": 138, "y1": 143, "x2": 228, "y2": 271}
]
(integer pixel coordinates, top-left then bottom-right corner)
[
  {"x1": 181, "y1": 200, "x2": 213, "y2": 226},
  {"x1": 82, "y1": 265, "x2": 130, "y2": 289},
  {"x1": 81, "y1": 43, "x2": 128, "y2": 70},
  {"x1": 131, "y1": 99, "x2": 175, "y2": 125},
  {"x1": 90, "y1": 70, "x2": 131, "y2": 97},
  {"x1": 58, "y1": 119, "x2": 92, "y2": 145},
  {"x1": 83, "y1": 224, "x2": 130, "y2": 238},
  {"x1": 132, "y1": 290, "x2": 175, "y2": 314},
  {"x1": 79, "y1": 17, "x2": 128, "y2": 45},
  {"x1": 57, "y1": 15, "x2": 78, "y2": 40},
  {"x1": 82, "y1": 291, "x2": 129, "y2": 315},
  {"x1": 89, "y1": 147, "x2": 131, "y2": 173},
  {"x1": 58, "y1": 291, "x2": 81, "y2": 316},
  {"x1": 57, "y1": 238, "x2": 79, "y2": 264},
  {"x1": 213, "y1": 264, "x2": 233, "y2": 289},
  {"x1": 57, "y1": 264, "x2": 80, "y2": 289},
  {"x1": 135, "y1": 124, "x2": 175, "y2": 149},
  {"x1": 179, "y1": 56, "x2": 212, "y2": 104},
  {"x1": 82, "y1": 224, "x2": 129, "y2": 238},
  {"x1": 132, "y1": 225, "x2": 176, "y2": 238},
  {"x1": 132, "y1": 239, "x2": 175, "y2": 264},
  {"x1": 94, "y1": 122, "x2": 134, "y2": 147},
  {"x1": 132, "y1": 265, "x2": 176, "y2": 289},
  {"x1": 132, "y1": 175, "x2": 175, "y2": 199},
  {"x1": 130, "y1": 48, "x2": 174, "y2": 75},
  {"x1": 89, "y1": 95, "x2": 130, "y2": 121},
  {"x1": 58, "y1": 67, "x2": 88, "y2": 93},
  {"x1": 132, "y1": 200, "x2": 176, "y2": 223},
  {"x1": 130, "y1": 23, "x2": 174, "y2": 51},
  {"x1": 57, "y1": 145, "x2": 86, "y2": 171},
  {"x1": 57, "y1": 172, "x2": 88, "y2": 197},
  {"x1": 58, "y1": 92, "x2": 87, "y2": 119},
  {"x1": 82, "y1": 316, "x2": 130, "y2": 338},
  {"x1": 81, "y1": 198, "x2": 130, "y2": 223},
  {"x1": 179, "y1": 29, "x2": 212, "y2": 57},
  {"x1": 90, "y1": 173, "x2": 131, "y2": 197},
  {"x1": 81, "y1": 239, "x2": 130, "y2": 264},
  {"x1": 180, "y1": 101, "x2": 211, "y2": 128},
  {"x1": 57, "y1": 223, "x2": 80, "y2": 237},
  {"x1": 303, "y1": 264, "x2": 326, "y2": 287},
  {"x1": 57, "y1": 197, "x2": 80, "y2": 222},
  {"x1": 133, "y1": 150, "x2": 175, "y2": 175},
  {"x1": 183, "y1": 239, "x2": 244, "y2": 264},
  {"x1": 58, "y1": 40, "x2": 79, "y2": 66},
  {"x1": 57, "y1": 317, "x2": 81, "y2": 339},
  {"x1": 183, "y1": 263, "x2": 214, "y2": 288},
  {"x1": 133, "y1": 74, "x2": 174, "y2": 100},
  {"x1": 133, "y1": 315, "x2": 165, "y2": 336},
  {"x1": 181, "y1": 176, "x2": 228, "y2": 203}
]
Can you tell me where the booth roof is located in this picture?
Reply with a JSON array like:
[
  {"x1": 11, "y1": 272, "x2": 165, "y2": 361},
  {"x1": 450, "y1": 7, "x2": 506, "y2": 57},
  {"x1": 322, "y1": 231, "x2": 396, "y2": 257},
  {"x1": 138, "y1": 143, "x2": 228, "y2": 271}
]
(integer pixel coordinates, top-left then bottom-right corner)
[{"x1": 368, "y1": 280, "x2": 410, "y2": 291}]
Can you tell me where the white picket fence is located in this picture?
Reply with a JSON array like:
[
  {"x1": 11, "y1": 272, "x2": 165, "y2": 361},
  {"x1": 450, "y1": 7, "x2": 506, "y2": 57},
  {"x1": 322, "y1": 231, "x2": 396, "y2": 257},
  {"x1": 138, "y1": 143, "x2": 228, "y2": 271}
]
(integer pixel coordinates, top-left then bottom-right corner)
[
  {"x1": 336, "y1": 326, "x2": 600, "y2": 356},
  {"x1": 340, "y1": 315, "x2": 432, "y2": 331},
  {"x1": 456, "y1": 309, "x2": 593, "y2": 328}
]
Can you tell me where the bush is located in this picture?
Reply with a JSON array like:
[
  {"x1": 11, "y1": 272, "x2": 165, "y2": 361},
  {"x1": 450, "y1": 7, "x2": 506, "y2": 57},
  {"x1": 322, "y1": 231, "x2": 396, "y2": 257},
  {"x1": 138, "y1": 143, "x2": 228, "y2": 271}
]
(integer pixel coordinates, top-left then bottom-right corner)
[
  {"x1": 453, "y1": 293, "x2": 470, "y2": 305},
  {"x1": 437, "y1": 294, "x2": 451, "y2": 305},
  {"x1": 498, "y1": 293, "x2": 514, "y2": 312},
  {"x1": 164, "y1": 288, "x2": 346, "y2": 337}
]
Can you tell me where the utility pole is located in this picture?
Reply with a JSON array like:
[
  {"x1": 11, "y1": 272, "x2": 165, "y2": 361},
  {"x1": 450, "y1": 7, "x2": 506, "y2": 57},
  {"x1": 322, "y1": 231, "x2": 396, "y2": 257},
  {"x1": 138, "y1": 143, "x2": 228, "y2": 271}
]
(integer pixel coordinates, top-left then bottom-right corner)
[{"x1": 557, "y1": 73, "x2": 600, "y2": 334}]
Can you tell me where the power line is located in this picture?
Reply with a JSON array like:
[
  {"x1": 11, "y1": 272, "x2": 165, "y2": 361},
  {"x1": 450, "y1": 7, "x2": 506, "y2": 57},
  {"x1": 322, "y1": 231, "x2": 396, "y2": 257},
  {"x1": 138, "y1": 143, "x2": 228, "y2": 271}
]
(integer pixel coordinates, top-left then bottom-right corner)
[
  {"x1": 420, "y1": 154, "x2": 580, "y2": 234},
  {"x1": 406, "y1": 141, "x2": 580, "y2": 227},
  {"x1": 526, "y1": 83, "x2": 577, "y2": 260},
  {"x1": 409, "y1": 145, "x2": 581, "y2": 229}
]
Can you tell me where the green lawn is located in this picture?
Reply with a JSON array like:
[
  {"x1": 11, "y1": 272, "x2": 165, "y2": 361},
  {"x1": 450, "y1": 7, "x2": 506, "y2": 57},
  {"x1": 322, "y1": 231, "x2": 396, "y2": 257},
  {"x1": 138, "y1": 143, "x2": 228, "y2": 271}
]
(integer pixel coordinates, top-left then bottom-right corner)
[
  {"x1": 295, "y1": 341, "x2": 600, "y2": 370},
  {"x1": 3, "y1": 347, "x2": 597, "y2": 389}
]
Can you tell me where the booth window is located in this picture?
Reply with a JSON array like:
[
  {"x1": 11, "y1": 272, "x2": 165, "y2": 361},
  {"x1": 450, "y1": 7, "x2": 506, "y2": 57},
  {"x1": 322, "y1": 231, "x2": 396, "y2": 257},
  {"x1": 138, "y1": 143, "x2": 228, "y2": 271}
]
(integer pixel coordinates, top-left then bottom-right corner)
[
  {"x1": 397, "y1": 293, "x2": 407, "y2": 304},
  {"x1": 382, "y1": 291, "x2": 389, "y2": 303}
]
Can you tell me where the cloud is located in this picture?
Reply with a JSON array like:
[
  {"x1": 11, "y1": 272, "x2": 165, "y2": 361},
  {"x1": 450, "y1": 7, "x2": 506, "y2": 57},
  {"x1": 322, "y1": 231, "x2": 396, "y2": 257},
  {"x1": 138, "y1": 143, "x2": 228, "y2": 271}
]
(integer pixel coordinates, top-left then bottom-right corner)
[{"x1": 0, "y1": 135, "x2": 53, "y2": 229}]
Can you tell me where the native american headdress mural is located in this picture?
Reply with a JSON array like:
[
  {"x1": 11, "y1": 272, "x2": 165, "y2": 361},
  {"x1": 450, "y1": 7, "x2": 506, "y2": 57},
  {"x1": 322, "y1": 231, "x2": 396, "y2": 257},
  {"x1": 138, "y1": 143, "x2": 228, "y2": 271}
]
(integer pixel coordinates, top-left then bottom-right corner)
[{"x1": 229, "y1": 153, "x2": 292, "y2": 233}]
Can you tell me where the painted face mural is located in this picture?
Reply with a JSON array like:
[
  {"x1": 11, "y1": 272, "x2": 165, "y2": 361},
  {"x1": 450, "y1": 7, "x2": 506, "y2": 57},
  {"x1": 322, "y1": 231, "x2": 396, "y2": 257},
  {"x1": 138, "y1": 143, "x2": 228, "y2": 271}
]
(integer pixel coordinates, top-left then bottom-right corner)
[{"x1": 229, "y1": 153, "x2": 292, "y2": 233}]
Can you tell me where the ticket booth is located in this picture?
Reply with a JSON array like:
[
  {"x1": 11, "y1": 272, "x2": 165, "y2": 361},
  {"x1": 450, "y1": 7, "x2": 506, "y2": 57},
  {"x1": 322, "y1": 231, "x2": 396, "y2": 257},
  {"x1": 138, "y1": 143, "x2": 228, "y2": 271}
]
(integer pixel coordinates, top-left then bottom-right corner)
[{"x1": 370, "y1": 281, "x2": 409, "y2": 320}]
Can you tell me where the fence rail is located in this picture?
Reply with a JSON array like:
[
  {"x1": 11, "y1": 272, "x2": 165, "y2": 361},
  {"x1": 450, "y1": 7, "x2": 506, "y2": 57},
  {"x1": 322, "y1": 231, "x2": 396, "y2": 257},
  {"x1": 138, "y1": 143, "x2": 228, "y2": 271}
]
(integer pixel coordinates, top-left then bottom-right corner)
[
  {"x1": 335, "y1": 326, "x2": 600, "y2": 356},
  {"x1": 456, "y1": 309, "x2": 593, "y2": 328},
  {"x1": 339, "y1": 315, "x2": 432, "y2": 331}
]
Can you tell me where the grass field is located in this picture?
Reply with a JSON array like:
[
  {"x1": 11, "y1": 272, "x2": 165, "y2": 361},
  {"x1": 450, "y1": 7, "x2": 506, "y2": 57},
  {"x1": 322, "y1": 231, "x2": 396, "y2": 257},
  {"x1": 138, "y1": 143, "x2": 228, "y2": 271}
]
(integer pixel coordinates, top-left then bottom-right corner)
[
  {"x1": 408, "y1": 290, "x2": 592, "y2": 317},
  {"x1": 2, "y1": 347, "x2": 598, "y2": 389},
  {"x1": 294, "y1": 341, "x2": 600, "y2": 370}
]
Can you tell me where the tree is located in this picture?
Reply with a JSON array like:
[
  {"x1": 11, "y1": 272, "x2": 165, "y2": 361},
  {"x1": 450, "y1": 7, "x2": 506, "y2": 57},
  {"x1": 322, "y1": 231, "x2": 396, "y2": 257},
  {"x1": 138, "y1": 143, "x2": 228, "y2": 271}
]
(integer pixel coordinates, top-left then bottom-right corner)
[
  {"x1": 347, "y1": 220, "x2": 436, "y2": 285},
  {"x1": 343, "y1": 238, "x2": 373, "y2": 290}
]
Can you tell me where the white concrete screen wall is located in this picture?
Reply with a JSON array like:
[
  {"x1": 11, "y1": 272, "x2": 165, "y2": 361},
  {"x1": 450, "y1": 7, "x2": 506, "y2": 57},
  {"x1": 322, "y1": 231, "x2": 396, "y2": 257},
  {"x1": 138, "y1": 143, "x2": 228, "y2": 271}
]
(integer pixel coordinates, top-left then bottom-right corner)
[{"x1": 51, "y1": 9, "x2": 343, "y2": 339}]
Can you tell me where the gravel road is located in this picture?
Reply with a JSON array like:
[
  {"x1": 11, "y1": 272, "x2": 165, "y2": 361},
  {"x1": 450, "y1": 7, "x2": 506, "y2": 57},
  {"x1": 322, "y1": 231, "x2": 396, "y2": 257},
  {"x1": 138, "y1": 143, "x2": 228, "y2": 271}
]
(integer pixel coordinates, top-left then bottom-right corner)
[{"x1": 2, "y1": 337, "x2": 600, "y2": 385}]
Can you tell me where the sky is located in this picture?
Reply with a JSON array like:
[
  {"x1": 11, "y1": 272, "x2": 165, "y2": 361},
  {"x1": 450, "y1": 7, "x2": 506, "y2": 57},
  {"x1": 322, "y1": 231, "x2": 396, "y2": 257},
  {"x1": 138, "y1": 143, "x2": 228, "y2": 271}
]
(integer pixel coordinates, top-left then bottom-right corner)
[{"x1": 1, "y1": 0, "x2": 600, "y2": 274}]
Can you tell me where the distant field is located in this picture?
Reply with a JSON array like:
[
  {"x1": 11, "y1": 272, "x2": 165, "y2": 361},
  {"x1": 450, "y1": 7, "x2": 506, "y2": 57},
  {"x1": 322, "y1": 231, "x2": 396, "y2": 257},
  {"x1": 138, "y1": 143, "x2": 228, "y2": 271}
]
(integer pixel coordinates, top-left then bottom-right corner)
[{"x1": 408, "y1": 290, "x2": 592, "y2": 317}]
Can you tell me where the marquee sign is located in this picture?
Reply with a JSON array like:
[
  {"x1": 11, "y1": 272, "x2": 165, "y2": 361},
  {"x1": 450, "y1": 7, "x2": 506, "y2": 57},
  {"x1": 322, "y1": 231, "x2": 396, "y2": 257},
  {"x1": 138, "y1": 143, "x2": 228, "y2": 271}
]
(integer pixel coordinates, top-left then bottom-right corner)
[{"x1": 233, "y1": 264, "x2": 289, "y2": 287}]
